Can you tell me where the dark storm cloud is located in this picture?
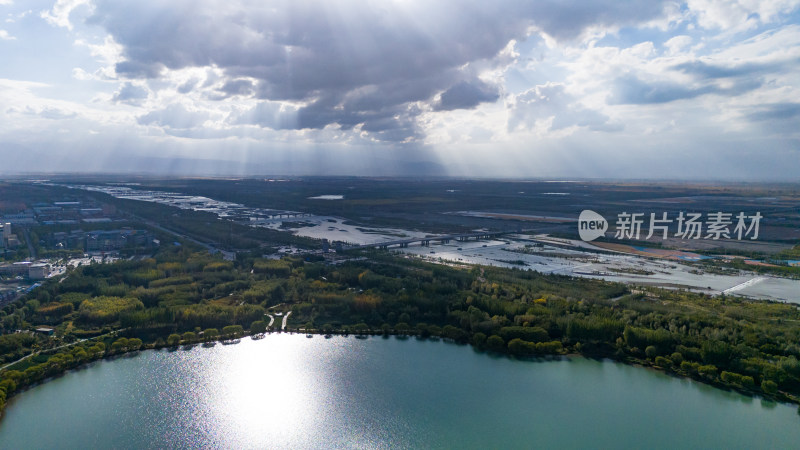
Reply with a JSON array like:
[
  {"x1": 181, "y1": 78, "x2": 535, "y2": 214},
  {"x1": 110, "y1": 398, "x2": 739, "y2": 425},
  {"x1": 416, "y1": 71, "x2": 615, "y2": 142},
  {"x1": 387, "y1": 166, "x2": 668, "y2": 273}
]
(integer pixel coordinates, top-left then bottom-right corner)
[{"x1": 89, "y1": 0, "x2": 671, "y2": 139}]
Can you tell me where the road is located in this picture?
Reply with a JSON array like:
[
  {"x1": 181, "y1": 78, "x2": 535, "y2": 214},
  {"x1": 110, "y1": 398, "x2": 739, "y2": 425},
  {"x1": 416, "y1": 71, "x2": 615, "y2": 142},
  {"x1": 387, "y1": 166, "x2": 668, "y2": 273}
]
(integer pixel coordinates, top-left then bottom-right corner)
[
  {"x1": 282, "y1": 311, "x2": 291, "y2": 330},
  {"x1": 0, "y1": 328, "x2": 125, "y2": 372},
  {"x1": 133, "y1": 215, "x2": 235, "y2": 260},
  {"x1": 22, "y1": 227, "x2": 37, "y2": 259}
]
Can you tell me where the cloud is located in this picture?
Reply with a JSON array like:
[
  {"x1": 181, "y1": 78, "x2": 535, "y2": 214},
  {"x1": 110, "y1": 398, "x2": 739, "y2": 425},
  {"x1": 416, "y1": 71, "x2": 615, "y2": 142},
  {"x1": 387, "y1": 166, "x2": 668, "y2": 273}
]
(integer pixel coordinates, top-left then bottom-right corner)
[
  {"x1": 41, "y1": 0, "x2": 91, "y2": 30},
  {"x1": 434, "y1": 80, "x2": 500, "y2": 111},
  {"x1": 508, "y1": 83, "x2": 614, "y2": 132},
  {"x1": 85, "y1": 0, "x2": 672, "y2": 141},
  {"x1": 687, "y1": 0, "x2": 800, "y2": 31},
  {"x1": 663, "y1": 35, "x2": 693, "y2": 54},
  {"x1": 673, "y1": 59, "x2": 790, "y2": 79},
  {"x1": 137, "y1": 103, "x2": 211, "y2": 129},
  {"x1": 609, "y1": 74, "x2": 719, "y2": 104},
  {"x1": 0, "y1": 29, "x2": 14, "y2": 40},
  {"x1": 232, "y1": 101, "x2": 298, "y2": 130},
  {"x1": 747, "y1": 102, "x2": 800, "y2": 121},
  {"x1": 211, "y1": 78, "x2": 255, "y2": 100},
  {"x1": 24, "y1": 106, "x2": 78, "y2": 120},
  {"x1": 111, "y1": 82, "x2": 149, "y2": 105}
]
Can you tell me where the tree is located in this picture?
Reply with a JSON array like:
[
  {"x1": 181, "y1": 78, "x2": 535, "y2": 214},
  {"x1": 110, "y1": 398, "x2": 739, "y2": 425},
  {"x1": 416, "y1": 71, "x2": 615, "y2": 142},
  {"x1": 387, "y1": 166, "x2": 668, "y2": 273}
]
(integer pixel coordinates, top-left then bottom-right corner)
[
  {"x1": 508, "y1": 338, "x2": 536, "y2": 356},
  {"x1": 203, "y1": 328, "x2": 219, "y2": 340},
  {"x1": 250, "y1": 320, "x2": 267, "y2": 334},
  {"x1": 645, "y1": 345, "x2": 658, "y2": 360},
  {"x1": 762, "y1": 380, "x2": 778, "y2": 394},
  {"x1": 472, "y1": 332, "x2": 487, "y2": 347},
  {"x1": 698, "y1": 365, "x2": 718, "y2": 378},
  {"x1": 222, "y1": 325, "x2": 243, "y2": 337},
  {"x1": 167, "y1": 334, "x2": 181, "y2": 346},
  {"x1": 486, "y1": 335, "x2": 505, "y2": 352},
  {"x1": 128, "y1": 338, "x2": 143, "y2": 350},
  {"x1": 181, "y1": 331, "x2": 196, "y2": 343},
  {"x1": 654, "y1": 356, "x2": 671, "y2": 368},
  {"x1": 111, "y1": 338, "x2": 129, "y2": 353}
]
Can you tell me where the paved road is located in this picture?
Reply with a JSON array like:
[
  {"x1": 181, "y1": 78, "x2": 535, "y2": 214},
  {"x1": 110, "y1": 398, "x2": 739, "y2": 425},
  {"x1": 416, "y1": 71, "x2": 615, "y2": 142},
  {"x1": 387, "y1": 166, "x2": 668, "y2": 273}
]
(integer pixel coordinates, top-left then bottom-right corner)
[
  {"x1": 282, "y1": 311, "x2": 291, "y2": 330},
  {"x1": 22, "y1": 227, "x2": 37, "y2": 259},
  {"x1": 0, "y1": 329, "x2": 124, "y2": 372},
  {"x1": 133, "y1": 215, "x2": 235, "y2": 260}
]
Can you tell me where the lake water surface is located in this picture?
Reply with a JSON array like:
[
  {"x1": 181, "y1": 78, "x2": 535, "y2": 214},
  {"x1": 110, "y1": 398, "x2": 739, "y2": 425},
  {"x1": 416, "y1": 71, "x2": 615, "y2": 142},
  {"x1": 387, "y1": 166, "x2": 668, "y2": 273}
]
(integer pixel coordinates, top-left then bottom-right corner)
[{"x1": 1, "y1": 335, "x2": 798, "y2": 449}]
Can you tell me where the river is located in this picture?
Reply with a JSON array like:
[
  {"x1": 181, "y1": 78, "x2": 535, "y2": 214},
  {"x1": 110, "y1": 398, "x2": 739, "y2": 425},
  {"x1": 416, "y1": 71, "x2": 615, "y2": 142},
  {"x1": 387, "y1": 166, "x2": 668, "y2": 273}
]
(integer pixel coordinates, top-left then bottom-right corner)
[{"x1": 0, "y1": 335, "x2": 797, "y2": 448}]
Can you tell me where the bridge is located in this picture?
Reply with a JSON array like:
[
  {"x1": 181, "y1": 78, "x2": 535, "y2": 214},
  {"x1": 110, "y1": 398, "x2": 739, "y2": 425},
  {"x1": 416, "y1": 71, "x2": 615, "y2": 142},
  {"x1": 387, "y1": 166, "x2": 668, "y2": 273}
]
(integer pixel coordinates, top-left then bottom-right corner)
[{"x1": 342, "y1": 230, "x2": 513, "y2": 251}]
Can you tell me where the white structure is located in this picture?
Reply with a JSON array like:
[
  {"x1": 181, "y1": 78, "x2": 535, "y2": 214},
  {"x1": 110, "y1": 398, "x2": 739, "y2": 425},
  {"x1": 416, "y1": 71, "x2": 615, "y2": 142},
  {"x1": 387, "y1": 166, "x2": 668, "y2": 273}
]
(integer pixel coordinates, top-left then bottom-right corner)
[
  {"x1": 1, "y1": 223, "x2": 9, "y2": 248},
  {"x1": 28, "y1": 264, "x2": 50, "y2": 280}
]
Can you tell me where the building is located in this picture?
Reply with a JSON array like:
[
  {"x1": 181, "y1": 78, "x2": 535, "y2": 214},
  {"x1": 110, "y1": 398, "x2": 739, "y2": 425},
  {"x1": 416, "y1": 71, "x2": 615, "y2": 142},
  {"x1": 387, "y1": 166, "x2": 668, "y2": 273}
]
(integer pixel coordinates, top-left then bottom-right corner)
[
  {"x1": 0, "y1": 261, "x2": 30, "y2": 276},
  {"x1": 84, "y1": 229, "x2": 154, "y2": 252},
  {"x1": 28, "y1": 264, "x2": 50, "y2": 280},
  {"x1": 35, "y1": 327, "x2": 54, "y2": 336},
  {"x1": 48, "y1": 230, "x2": 85, "y2": 249}
]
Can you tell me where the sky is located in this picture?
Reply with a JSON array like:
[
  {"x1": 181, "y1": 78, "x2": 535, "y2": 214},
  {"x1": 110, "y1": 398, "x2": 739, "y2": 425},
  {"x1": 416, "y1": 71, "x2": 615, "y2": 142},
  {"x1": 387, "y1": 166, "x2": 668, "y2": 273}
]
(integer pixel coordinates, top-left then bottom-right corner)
[{"x1": 0, "y1": 0, "x2": 799, "y2": 179}]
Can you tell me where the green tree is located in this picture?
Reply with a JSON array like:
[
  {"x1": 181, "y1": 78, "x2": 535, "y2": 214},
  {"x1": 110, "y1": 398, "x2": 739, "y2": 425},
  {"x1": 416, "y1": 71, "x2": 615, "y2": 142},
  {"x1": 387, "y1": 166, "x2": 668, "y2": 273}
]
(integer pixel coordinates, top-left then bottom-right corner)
[
  {"x1": 111, "y1": 338, "x2": 129, "y2": 353},
  {"x1": 203, "y1": 328, "x2": 219, "y2": 340},
  {"x1": 222, "y1": 325, "x2": 243, "y2": 337},
  {"x1": 250, "y1": 320, "x2": 267, "y2": 334},
  {"x1": 486, "y1": 335, "x2": 505, "y2": 352},
  {"x1": 762, "y1": 380, "x2": 778, "y2": 394},
  {"x1": 181, "y1": 331, "x2": 196, "y2": 343},
  {"x1": 654, "y1": 356, "x2": 672, "y2": 368},
  {"x1": 472, "y1": 332, "x2": 487, "y2": 347},
  {"x1": 128, "y1": 338, "x2": 143, "y2": 350},
  {"x1": 167, "y1": 334, "x2": 181, "y2": 346}
]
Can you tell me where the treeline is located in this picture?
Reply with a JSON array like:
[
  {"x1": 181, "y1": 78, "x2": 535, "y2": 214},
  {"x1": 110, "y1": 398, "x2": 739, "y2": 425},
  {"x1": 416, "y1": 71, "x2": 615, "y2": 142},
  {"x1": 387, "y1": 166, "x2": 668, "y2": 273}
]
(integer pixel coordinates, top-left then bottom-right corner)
[{"x1": 2, "y1": 245, "x2": 800, "y2": 419}]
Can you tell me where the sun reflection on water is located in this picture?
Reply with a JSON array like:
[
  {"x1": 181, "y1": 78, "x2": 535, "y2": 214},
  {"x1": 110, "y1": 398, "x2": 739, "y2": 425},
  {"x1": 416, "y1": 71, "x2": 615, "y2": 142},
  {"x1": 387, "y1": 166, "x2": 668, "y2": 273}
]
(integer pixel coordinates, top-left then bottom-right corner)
[{"x1": 159, "y1": 334, "x2": 364, "y2": 448}]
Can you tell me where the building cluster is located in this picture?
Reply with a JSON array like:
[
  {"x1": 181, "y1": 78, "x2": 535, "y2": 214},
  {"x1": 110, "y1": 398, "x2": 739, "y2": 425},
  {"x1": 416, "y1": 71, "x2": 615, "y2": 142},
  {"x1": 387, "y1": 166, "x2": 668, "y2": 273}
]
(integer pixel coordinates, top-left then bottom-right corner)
[
  {"x1": 0, "y1": 261, "x2": 50, "y2": 280},
  {"x1": 1, "y1": 200, "x2": 118, "y2": 228},
  {"x1": 48, "y1": 228, "x2": 155, "y2": 252},
  {"x1": 1, "y1": 222, "x2": 19, "y2": 249}
]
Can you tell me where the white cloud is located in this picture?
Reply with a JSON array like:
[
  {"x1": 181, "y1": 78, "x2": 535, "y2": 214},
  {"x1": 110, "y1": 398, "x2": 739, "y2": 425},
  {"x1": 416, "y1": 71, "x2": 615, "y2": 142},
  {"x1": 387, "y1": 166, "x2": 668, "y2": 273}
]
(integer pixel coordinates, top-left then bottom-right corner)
[
  {"x1": 508, "y1": 83, "x2": 615, "y2": 134},
  {"x1": 664, "y1": 35, "x2": 693, "y2": 55},
  {"x1": 687, "y1": 0, "x2": 800, "y2": 32},
  {"x1": 0, "y1": 29, "x2": 14, "y2": 40},
  {"x1": 41, "y1": 0, "x2": 91, "y2": 30},
  {"x1": 0, "y1": 0, "x2": 798, "y2": 178}
]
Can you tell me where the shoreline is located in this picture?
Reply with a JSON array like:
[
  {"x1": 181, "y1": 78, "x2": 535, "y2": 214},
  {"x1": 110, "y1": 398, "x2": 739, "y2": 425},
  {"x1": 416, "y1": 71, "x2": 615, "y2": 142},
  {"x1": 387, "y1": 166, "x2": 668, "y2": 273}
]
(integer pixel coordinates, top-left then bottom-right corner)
[{"x1": 2, "y1": 328, "x2": 797, "y2": 422}]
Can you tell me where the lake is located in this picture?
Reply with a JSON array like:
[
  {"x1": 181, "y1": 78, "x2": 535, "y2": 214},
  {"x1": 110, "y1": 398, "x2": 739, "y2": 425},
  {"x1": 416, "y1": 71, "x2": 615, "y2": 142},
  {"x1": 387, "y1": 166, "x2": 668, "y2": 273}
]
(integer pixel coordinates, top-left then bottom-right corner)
[{"x1": 2, "y1": 335, "x2": 798, "y2": 449}]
